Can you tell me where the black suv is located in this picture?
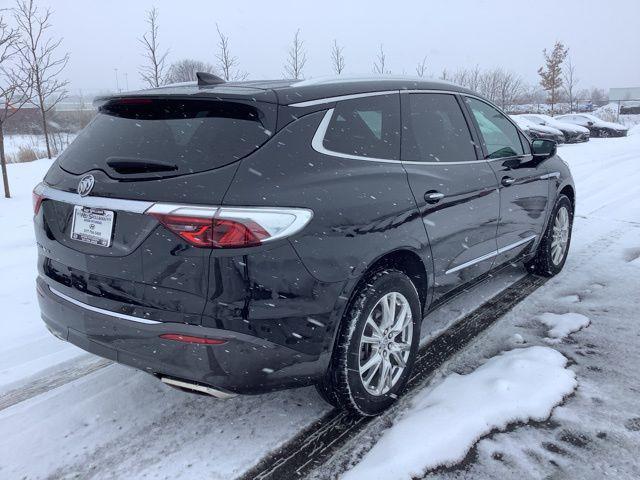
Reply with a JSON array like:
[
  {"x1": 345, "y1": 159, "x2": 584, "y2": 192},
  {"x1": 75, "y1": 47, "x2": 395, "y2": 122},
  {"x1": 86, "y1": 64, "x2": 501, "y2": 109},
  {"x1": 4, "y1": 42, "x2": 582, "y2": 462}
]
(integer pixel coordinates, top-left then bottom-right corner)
[{"x1": 34, "y1": 77, "x2": 574, "y2": 415}]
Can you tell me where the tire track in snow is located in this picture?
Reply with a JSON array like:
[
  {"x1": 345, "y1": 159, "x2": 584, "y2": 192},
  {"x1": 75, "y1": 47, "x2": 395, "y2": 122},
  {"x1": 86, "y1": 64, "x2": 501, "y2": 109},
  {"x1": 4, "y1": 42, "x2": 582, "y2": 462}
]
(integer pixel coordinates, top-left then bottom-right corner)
[
  {"x1": 239, "y1": 274, "x2": 548, "y2": 480},
  {"x1": 0, "y1": 356, "x2": 112, "y2": 411}
]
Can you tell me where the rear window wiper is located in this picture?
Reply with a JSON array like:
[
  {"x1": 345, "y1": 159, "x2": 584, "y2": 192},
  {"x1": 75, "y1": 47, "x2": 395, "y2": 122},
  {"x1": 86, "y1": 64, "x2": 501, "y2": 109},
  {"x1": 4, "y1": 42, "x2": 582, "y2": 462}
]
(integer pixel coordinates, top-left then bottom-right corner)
[{"x1": 106, "y1": 157, "x2": 179, "y2": 174}]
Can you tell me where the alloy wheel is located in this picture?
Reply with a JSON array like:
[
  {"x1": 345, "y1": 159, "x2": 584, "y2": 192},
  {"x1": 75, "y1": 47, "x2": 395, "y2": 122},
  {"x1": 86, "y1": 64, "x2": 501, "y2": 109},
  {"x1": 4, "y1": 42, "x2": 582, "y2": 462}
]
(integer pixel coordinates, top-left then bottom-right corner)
[
  {"x1": 358, "y1": 292, "x2": 413, "y2": 396},
  {"x1": 551, "y1": 206, "x2": 570, "y2": 265}
]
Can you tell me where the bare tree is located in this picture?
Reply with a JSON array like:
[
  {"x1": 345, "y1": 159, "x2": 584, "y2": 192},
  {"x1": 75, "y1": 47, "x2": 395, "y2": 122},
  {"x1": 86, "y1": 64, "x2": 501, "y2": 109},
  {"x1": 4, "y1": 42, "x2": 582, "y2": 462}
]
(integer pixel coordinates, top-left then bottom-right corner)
[
  {"x1": 330, "y1": 39, "x2": 345, "y2": 75},
  {"x1": 0, "y1": 12, "x2": 29, "y2": 197},
  {"x1": 139, "y1": 7, "x2": 168, "y2": 88},
  {"x1": 450, "y1": 66, "x2": 521, "y2": 110},
  {"x1": 284, "y1": 29, "x2": 306, "y2": 79},
  {"x1": 538, "y1": 41, "x2": 568, "y2": 114},
  {"x1": 452, "y1": 66, "x2": 481, "y2": 92},
  {"x1": 14, "y1": 0, "x2": 69, "y2": 159},
  {"x1": 439, "y1": 68, "x2": 448, "y2": 81},
  {"x1": 590, "y1": 87, "x2": 605, "y2": 104},
  {"x1": 165, "y1": 58, "x2": 216, "y2": 84},
  {"x1": 373, "y1": 44, "x2": 390, "y2": 74},
  {"x1": 415, "y1": 56, "x2": 427, "y2": 77},
  {"x1": 483, "y1": 70, "x2": 503, "y2": 103},
  {"x1": 495, "y1": 70, "x2": 523, "y2": 111},
  {"x1": 563, "y1": 56, "x2": 578, "y2": 113},
  {"x1": 215, "y1": 24, "x2": 247, "y2": 81}
]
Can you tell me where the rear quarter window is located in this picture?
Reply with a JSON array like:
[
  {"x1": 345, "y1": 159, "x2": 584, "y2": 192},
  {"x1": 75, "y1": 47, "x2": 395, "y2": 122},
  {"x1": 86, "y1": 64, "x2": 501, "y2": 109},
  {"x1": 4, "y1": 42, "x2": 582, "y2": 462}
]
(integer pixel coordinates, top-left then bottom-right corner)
[{"x1": 322, "y1": 94, "x2": 400, "y2": 160}]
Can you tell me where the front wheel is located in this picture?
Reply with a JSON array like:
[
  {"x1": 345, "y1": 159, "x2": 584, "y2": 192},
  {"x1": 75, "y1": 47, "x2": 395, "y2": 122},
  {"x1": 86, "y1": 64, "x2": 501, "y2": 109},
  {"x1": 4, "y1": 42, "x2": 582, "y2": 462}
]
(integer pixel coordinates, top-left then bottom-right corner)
[
  {"x1": 526, "y1": 194, "x2": 573, "y2": 276},
  {"x1": 316, "y1": 269, "x2": 421, "y2": 416}
]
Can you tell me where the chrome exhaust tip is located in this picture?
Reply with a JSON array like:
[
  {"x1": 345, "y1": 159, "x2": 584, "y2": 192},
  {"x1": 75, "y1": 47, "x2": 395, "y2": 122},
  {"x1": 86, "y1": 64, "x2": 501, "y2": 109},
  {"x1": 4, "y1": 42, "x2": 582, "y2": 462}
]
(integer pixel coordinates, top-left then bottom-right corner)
[{"x1": 161, "y1": 377, "x2": 237, "y2": 399}]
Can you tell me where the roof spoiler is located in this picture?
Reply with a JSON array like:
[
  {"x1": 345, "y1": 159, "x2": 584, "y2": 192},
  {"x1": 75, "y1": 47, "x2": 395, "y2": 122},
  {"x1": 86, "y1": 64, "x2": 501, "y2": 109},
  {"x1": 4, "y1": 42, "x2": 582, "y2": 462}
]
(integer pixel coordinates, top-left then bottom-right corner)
[{"x1": 196, "y1": 72, "x2": 226, "y2": 86}]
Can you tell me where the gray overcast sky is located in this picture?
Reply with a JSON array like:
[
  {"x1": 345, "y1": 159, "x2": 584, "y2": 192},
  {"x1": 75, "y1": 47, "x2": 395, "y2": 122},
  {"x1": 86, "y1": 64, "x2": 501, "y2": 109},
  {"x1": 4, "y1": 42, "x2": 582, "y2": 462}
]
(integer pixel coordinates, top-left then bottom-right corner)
[{"x1": 20, "y1": 0, "x2": 640, "y2": 95}]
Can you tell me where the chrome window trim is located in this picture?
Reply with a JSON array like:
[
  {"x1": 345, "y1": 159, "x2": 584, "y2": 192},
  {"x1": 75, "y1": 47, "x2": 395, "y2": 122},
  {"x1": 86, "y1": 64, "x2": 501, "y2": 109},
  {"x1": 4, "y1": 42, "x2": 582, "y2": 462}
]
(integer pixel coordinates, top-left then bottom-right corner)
[
  {"x1": 311, "y1": 109, "x2": 401, "y2": 164},
  {"x1": 289, "y1": 90, "x2": 399, "y2": 108},
  {"x1": 445, "y1": 235, "x2": 537, "y2": 275},
  {"x1": 49, "y1": 286, "x2": 162, "y2": 325},
  {"x1": 289, "y1": 88, "x2": 490, "y2": 108},
  {"x1": 307, "y1": 90, "x2": 525, "y2": 165},
  {"x1": 38, "y1": 184, "x2": 154, "y2": 214},
  {"x1": 312, "y1": 108, "x2": 492, "y2": 166}
]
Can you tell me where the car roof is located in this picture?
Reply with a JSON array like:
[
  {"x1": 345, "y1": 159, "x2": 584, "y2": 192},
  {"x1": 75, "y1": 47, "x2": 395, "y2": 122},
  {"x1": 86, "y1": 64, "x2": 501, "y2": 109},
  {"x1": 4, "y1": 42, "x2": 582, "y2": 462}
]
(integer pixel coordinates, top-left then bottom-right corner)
[{"x1": 95, "y1": 76, "x2": 476, "y2": 107}]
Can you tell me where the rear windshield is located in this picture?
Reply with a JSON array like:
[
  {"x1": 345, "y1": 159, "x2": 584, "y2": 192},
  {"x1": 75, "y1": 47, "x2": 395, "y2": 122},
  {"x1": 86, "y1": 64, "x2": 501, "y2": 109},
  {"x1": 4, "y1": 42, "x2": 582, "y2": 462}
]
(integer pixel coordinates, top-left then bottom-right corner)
[{"x1": 58, "y1": 98, "x2": 276, "y2": 177}]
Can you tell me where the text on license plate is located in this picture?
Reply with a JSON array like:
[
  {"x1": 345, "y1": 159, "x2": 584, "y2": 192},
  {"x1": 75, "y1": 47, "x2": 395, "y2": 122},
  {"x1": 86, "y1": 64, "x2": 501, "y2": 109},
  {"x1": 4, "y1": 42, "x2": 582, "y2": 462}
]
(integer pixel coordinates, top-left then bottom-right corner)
[{"x1": 71, "y1": 206, "x2": 114, "y2": 247}]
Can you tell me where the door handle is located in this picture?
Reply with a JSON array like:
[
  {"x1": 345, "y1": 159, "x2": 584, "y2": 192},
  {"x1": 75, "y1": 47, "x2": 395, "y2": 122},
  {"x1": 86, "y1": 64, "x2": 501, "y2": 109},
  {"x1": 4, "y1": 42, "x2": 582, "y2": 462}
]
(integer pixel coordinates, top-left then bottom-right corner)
[
  {"x1": 501, "y1": 176, "x2": 516, "y2": 187},
  {"x1": 424, "y1": 191, "x2": 445, "y2": 204}
]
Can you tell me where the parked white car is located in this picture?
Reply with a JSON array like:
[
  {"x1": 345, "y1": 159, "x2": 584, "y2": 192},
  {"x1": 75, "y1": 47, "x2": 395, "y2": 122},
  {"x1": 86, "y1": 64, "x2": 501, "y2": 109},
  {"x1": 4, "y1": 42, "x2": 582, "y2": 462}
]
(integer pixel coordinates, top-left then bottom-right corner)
[
  {"x1": 555, "y1": 113, "x2": 628, "y2": 138},
  {"x1": 520, "y1": 114, "x2": 590, "y2": 143},
  {"x1": 510, "y1": 115, "x2": 565, "y2": 143}
]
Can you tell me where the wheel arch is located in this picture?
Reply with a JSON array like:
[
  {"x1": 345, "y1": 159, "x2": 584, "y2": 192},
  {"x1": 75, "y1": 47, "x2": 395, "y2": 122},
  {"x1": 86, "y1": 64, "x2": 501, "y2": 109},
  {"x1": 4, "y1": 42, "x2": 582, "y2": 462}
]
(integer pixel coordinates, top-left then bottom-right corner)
[
  {"x1": 559, "y1": 184, "x2": 575, "y2": 212},
  {"x1": 334, "y1": 248, "x2": 431, "y2": 330}
]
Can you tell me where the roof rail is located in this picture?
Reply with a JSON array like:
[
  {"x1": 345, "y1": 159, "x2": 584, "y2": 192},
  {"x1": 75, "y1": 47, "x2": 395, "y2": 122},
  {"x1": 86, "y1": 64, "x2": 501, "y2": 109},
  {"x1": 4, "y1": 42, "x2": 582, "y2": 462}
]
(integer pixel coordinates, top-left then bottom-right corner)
[{"x1": 196, "y1": 72, "x2": 226, "y2": 86}]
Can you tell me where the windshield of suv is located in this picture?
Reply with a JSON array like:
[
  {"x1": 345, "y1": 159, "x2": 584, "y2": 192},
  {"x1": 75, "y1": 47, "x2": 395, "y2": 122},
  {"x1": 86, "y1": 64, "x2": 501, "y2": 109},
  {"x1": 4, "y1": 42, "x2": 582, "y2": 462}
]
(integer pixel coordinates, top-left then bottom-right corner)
[{"x1": 57, "y1": 98, "x2": 276, "y2": 177}]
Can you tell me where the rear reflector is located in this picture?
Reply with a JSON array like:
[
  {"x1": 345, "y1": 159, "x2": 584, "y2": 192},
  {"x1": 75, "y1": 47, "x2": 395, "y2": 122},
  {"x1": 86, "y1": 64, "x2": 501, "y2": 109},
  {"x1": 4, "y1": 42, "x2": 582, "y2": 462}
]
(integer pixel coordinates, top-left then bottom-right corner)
[
  {"x1": 160, "y1": 334, "x2": 227, "y2": 345},
  {"x1": 146, "y1": 205, "x2": 313, "y2": 249}
]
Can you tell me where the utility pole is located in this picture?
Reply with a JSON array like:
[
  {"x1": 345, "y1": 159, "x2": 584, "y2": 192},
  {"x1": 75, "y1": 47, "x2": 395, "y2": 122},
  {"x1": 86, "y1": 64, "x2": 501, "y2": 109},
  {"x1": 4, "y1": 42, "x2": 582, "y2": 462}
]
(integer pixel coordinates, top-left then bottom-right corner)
[{"x1": 114, "y1": 68, "x2": 120, "y2": 92}]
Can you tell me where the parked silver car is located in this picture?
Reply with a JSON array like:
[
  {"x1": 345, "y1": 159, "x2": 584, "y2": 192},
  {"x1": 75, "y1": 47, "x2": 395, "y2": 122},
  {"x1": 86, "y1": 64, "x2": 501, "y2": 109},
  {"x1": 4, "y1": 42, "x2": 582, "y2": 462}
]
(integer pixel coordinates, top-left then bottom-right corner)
[
  {"x1": 521, "y1": 114, "x2": 590, "y2": 143},
  {"x1": 555, "y1": 113, "x2": 627, "y2": 138}
]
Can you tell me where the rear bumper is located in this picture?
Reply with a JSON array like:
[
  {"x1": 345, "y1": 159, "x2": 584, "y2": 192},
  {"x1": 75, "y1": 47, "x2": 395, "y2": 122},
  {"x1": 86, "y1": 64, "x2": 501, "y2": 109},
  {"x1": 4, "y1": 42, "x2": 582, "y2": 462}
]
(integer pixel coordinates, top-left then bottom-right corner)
[{"x1": 37, "y1": 277, "x2": 326, "y2": 394}]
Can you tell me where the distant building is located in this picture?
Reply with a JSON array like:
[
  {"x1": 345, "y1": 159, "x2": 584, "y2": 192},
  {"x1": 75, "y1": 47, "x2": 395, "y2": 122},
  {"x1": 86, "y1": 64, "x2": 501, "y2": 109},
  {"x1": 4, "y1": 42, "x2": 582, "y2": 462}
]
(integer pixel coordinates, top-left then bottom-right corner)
[
  {"x1": 609, "y1": 87, "x2": 640, "y2": 102},
  {"x1": 54, "y1": 96, "x2": 97, "y2": 112},
  {"x1": 609, "y1": 87, "x2": 640, "y2": 115}
]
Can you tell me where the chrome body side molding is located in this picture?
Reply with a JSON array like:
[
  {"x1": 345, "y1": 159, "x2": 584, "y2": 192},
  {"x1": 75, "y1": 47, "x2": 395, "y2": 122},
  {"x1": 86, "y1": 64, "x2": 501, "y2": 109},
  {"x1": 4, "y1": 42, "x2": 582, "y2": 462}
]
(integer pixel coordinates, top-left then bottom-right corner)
[
  {"x1": 445, "y1": 235, "x2": 537, "y2": 275},
  {"x1": 540, "y1": 172, "x2": 561, "y2": 180}
]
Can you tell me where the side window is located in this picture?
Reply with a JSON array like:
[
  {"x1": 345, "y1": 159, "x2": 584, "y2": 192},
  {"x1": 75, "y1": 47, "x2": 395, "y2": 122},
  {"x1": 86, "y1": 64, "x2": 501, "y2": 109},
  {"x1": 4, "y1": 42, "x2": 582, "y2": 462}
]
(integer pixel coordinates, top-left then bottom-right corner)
[
  {"x1": 465, "y1": 97, "x2": 524, "y2": 159},
  {"x1": 402, "y1": 93, "x2": 477, "y2": 163},
  {"x1": 323, "y1": 94, "x2": 400, "y2": 160}
]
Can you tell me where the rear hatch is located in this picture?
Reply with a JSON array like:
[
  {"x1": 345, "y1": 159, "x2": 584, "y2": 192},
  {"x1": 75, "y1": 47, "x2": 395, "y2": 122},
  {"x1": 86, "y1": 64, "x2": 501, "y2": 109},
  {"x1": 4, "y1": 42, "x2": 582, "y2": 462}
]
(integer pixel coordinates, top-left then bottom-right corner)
[{"x1": 35, "y1": 95, "x2": 277, "y2": 325}]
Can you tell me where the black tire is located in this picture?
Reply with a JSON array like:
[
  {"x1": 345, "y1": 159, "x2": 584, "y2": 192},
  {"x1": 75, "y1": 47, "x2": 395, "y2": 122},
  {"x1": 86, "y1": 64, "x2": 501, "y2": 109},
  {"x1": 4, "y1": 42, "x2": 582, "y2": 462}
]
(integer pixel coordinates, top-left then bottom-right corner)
[
  {"x1": 526, "y1": 194, "x2": 573, "y2": 277},
  {"x1": 316, "y1": 269, "x2": 421, "y2": 416}
]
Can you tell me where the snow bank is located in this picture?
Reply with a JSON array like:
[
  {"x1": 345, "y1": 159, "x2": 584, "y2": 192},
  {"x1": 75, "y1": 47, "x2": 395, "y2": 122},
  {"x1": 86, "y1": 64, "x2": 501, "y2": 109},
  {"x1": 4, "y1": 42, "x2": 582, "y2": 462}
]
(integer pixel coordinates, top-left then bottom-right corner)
[
  {"x1": 0, "y1": 158, "x2": 83, "y2": 389},
  {"x1": 592, "y1": 103, "x2": 640, "y2": 128},
  {"x1": 539, "y1": 312, "x2": 590, "y2": 340},
  {"x1": 343, "y1": 346, "x2": 576, "y2": 480}
]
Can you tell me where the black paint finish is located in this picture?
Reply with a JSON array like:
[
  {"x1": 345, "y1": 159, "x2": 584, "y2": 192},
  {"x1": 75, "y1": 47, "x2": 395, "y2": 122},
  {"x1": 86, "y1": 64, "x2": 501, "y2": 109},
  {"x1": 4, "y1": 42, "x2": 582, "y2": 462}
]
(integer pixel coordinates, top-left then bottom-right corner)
[{"x1": 34, "y1": 78, "x2": 574, "y2": 395}]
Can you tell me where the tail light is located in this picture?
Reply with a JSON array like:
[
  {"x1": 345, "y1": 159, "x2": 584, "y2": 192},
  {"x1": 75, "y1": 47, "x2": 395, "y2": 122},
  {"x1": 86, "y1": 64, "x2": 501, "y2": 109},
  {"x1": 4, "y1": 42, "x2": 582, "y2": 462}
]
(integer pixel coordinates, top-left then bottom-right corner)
[
  {"x1": 32, "y1": 183, "x2": 45, "y2": 214},
  {"x1": 146, "y1": 205, "x2": 313, "y2": 248}
]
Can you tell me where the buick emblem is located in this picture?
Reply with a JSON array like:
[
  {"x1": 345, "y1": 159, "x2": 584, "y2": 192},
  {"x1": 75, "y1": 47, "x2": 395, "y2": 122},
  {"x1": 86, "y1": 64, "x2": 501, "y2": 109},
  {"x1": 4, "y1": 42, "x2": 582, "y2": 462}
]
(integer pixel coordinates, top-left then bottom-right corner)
[{"x1": 77, "y1": 174, "x2": 95, "y2": 197}]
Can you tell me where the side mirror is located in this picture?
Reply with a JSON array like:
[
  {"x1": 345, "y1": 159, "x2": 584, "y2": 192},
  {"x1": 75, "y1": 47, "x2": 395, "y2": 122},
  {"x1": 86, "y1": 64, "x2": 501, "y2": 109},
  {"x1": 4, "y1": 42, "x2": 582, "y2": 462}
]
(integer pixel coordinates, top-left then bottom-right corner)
[{"x1": 531, "y1": 139, "x2": 556, "y2": 160}]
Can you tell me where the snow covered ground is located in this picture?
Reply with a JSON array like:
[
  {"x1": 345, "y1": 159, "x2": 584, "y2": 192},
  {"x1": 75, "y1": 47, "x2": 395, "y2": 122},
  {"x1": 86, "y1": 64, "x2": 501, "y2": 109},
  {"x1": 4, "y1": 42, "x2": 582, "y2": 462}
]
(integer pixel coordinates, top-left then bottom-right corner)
[
  {"x1": 314, "y1": 129, "x2": 640, "y2": 479},
  {"x1": 1, "y1": 130, "x2": 639, "y2": 478},
  {"x1": 3, "y1": 134, "x2": 76, "y2": 163}
]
